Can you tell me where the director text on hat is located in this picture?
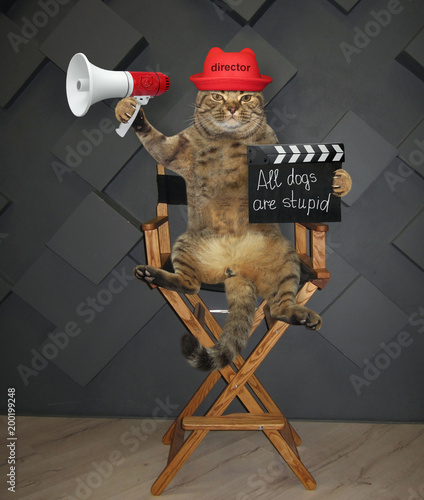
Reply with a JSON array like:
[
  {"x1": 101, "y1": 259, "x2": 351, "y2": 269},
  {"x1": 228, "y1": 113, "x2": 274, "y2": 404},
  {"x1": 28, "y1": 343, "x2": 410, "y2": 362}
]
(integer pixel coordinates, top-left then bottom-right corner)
[{"x1": 211, "y1": 63, "x2": 251, "y2": 72}]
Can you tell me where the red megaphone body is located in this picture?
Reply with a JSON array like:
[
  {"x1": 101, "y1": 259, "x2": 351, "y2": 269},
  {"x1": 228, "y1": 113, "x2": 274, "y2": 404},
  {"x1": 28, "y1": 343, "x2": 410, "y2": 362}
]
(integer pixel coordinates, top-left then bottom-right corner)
[
  {"x1": 128, "y1": 72, "x2": 170, "y2": 98},
  {"x1": 66, "y1": 53, "x2": 170, "y2": 116},
  {"x1": 66, "y1": 53, "x2": 170, "y2": 137}
]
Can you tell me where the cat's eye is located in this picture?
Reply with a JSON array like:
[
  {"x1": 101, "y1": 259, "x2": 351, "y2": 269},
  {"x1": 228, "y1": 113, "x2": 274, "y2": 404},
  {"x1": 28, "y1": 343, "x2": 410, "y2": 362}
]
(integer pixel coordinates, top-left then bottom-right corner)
[
  {"x1": 212, "y1": 93, "x2": 224, "y2": 101},
  {"x1": 240, "y1": 95, "x2": 252, "y2": 102}
]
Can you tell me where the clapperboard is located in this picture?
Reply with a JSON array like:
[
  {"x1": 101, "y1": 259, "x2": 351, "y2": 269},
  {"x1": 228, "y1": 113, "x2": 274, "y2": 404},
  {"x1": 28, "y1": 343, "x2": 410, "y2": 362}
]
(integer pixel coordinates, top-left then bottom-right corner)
[{"x1": 247, "y1": 143, "x2": 345, "y2": 223}]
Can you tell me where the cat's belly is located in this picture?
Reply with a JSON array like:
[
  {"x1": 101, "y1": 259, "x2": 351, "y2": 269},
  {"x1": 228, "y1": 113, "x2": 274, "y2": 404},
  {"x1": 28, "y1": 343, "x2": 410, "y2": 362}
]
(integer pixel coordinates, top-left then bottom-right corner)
[{"x1": 195, "y1": 231, "x2": 290, "y2": 284}]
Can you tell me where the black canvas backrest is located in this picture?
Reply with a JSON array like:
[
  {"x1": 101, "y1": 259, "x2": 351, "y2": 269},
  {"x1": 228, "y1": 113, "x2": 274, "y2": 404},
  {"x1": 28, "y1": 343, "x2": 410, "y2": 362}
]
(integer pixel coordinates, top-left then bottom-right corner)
[{"x1": 157, "y1": 174, "x2": 187, "y2": 205}]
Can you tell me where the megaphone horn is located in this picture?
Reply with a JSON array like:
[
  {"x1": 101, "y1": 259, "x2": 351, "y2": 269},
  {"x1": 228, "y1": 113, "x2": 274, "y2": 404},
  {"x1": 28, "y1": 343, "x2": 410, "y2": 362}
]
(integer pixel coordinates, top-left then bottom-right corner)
[
  {"x1": 66, "y1": 53, "x2": 129, "y2": 117},
  {"x1": 66, "y1": 53, "x2": 170, "y2": 136}
]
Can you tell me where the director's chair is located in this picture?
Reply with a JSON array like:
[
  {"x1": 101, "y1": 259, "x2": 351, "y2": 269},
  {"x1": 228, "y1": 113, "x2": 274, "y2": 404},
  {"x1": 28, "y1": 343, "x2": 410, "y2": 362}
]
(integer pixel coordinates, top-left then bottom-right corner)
[{"x1": 140, "y1": 164, "x2": 330, "y2": 495}]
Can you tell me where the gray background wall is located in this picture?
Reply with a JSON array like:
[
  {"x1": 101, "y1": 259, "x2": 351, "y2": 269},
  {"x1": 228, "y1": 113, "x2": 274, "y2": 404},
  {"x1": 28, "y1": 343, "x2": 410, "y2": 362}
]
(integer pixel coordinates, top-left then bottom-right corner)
[{"x1": 0, "y1": 0, "x2": 423, "y2": 422}]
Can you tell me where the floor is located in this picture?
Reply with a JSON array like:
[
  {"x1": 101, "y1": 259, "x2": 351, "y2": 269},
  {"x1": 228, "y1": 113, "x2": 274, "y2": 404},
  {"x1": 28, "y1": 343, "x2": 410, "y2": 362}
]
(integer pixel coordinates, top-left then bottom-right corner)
[{"x1": 1, "y1": 416, "x2": 423, "y2": 499}]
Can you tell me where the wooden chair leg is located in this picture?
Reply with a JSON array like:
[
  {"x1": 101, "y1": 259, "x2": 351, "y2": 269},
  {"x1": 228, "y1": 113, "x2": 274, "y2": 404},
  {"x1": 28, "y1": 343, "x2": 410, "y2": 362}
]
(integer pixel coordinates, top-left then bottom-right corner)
[
  {"x1": 152, "y1": 283, "x2": 319, "y2": 495},
  {"x1": 162, "y1": 370, "x2": 221, "y2": 445},
  {"x1": 264, "y1": 429, "x2": 316, "y2": 490},
  {"x1": 167, "y1": 416, "x2": 185, "y2": 464},
  {"x1": 152, "y1": 320, "x2": 316, "y2": 494},
  {"x1": 151, "y1": 429, "x2": 209, "y2": 495}
]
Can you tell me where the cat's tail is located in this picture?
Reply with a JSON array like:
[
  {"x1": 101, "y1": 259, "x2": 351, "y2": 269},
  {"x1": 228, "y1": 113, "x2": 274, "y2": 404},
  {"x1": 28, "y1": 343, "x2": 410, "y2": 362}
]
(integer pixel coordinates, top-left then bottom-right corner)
[{"x1": 181, "y1": 274, "x2": 257, "y2": 371}]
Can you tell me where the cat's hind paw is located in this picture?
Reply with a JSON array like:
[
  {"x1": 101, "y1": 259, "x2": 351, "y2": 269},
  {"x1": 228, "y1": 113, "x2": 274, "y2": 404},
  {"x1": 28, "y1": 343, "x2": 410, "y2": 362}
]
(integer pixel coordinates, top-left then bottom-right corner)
[
  {"x1": 134, "y1": 265, "x2": 155, "y2": 283},
  {"x1": 274, "y1": 305, "x2": 322, "y2": 330},
  {"x1": 133, "y1": 265, "x2": 200, "y2": 293},
  {"x1": 294, "y1": 308, "x2": 322, "y2": 330},
  {"x1": 299, "y1": 312, "x2": 322, "y2": 330}
]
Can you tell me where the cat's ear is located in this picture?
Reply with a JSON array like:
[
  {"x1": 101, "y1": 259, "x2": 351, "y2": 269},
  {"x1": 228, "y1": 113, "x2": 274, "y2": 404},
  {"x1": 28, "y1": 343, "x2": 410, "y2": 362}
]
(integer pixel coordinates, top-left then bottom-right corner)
[
  {"x1": 241, "y1": 48, "x2": 255, "y2": 57},
  {"x1": 209, "y1": 47, "x2": 225, "y2": 56}
]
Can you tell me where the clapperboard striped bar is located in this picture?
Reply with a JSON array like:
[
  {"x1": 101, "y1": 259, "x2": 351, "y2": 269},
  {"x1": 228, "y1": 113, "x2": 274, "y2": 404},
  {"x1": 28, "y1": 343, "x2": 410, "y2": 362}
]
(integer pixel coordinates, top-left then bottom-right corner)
[{"x1": 247, "y1": 143, "x2": 345, "y2": 165}]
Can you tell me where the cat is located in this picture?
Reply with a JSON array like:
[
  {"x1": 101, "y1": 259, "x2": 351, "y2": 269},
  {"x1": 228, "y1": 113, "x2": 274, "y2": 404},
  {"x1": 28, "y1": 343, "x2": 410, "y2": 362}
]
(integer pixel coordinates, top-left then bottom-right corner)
[{"x1": 115, "y1": 90, "x2": 351, "y2": 371}]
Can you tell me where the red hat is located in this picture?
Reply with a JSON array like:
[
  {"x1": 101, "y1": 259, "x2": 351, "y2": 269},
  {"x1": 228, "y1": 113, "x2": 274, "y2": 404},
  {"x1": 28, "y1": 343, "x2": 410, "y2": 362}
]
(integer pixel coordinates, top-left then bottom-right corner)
[{"x1": 189, "y1": 47, "x2": 272, "y2": 91}]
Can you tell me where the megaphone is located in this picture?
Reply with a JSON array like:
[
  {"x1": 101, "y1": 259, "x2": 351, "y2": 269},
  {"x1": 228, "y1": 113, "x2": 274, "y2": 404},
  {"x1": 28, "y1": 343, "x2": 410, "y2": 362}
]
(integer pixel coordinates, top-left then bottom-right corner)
[{"x1": 66, "y1": 53, "x2": 170, "y2": 137}]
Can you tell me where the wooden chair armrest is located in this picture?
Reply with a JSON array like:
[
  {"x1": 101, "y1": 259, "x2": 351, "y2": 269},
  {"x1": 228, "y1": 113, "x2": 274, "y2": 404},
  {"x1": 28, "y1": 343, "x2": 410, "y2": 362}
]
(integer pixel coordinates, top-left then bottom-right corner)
[
  {"x1": 295, "y1": 222, "x2": 330, "y2": 288},
  {"x1": 141, "y1": 215, "x2": 170, "y2": 271},
  {"x1": 141, "y1": 216, "x2": 169, "y2": 231},
  {"x1": 296, "y1": 222, "x2": 329, "y2": 233}
]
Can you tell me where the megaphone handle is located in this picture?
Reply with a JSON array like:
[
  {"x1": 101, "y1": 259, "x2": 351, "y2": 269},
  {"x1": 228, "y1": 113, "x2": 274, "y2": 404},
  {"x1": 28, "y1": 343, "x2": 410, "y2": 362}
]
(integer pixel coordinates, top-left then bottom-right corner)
[
  {"x1": 115, "y1": 96, "x2": 151, "y2": 137},
  {"x1": 116, "y1": 102, "x2": 141, "y2": 137}
]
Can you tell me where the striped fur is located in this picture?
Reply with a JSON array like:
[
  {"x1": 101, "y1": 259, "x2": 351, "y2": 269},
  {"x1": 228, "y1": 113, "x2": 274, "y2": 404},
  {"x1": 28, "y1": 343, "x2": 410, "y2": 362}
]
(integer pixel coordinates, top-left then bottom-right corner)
[
  {"x1": 116, "y1": 90, "x2": 327, "y2": 371},
  {"x1": 182, "y1": 276, "x2": 257, "y2": 371}
]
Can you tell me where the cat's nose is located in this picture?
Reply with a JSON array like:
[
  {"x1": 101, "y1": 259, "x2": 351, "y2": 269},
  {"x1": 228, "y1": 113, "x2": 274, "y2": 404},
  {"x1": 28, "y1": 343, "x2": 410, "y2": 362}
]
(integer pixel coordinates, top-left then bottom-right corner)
[{"x1": 228, "y1": 107, "x2": 237, "y2": 114}]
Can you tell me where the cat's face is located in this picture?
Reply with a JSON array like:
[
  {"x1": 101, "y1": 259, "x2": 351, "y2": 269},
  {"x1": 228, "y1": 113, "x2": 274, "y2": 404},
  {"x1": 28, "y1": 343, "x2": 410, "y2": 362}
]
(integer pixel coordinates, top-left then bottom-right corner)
[{"x1": 194, "y1": 90, "x2": 265, "y2": 137}]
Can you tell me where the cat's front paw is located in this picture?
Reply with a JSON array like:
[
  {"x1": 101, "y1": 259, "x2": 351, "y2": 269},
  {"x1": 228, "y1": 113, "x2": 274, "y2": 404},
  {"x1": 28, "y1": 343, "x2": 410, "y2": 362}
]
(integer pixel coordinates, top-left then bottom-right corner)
[
  {"x1": 115, "y1": 97, "x2": 139, "y2": 123},
  {"x1": 332, "y1": 169, "x2": 352, "y2": 197}
]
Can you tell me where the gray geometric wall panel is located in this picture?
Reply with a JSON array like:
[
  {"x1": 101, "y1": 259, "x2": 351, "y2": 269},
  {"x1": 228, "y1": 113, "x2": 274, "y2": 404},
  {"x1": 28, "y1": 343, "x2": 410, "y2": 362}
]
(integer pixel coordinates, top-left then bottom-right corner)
[
  {"x1": 39, "y1": 259, "x2": 163, "y2": 387},
  {"x1": 328, "y1": 157, "x2": 424, "y2": 315},
  {"x1": 0, "y1": 13, "x2": 46, "y2": 108},
  {"x1": 396, "y1": 26, "x2": 424, "y2": 83},
  {"x1": 323, "y1": 111, "x2": 398, "y2": 206},
  {"x1": 13, "y1": 250, "x2": 164, "y2": 386},
  {"x1": 0, "y1": 191, "x2": 11, "y2": 214},
  {"x1": 226, "y1": 26, "x2": 297, "y2": 103},
  {"x1": 0, "y1": 1, "x2": 15, "y2": 13},
  {"x1": 0, "y1": 276, "x2": 11, "y2": 303},
  {"x1": 40, "y1": 0, "x2": 147, "y2": 72},
  {"x1": 13, "y1": 249, "x2": 107, "y2": 328},
  {"x1": 47, "y1": 192, "x2": 142, "y2": 284},
  {"x1": 328, "y1": 0, "x2": 361, "y2": 15},
  {"x1": 51, "y1": 102, "x2": 141, "y2": 190},
  {"x1": 320, "y1": 276, "x2": 408, "y2": 367},
  {"x1": 1, "y1": 0, "x2": 424, "y2": 421},
  {"x1": 392, "y1": 208, "x2": 424, "y2": 272},
  {"x1": 306, "y1": 249, "x2": 359, "y2": 314},
  {"x1": 398, "y1": 118, "x2": 424, "y2": 177},
  {"x1": 210, "y1": 0, "x2": 277, "y2": 26}
]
